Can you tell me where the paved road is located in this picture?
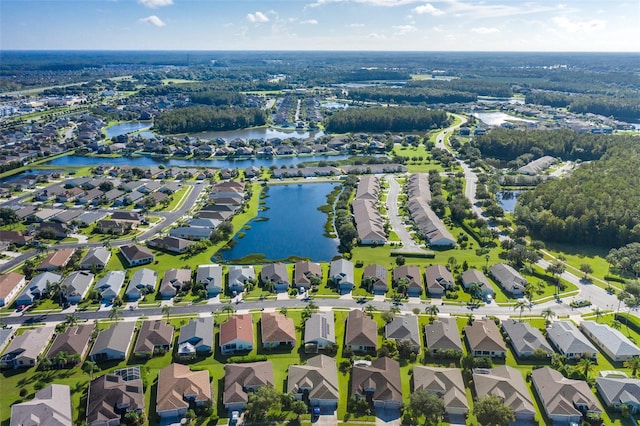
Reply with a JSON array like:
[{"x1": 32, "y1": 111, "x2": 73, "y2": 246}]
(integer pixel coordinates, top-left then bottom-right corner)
[{"x1": 384, "y1": 174, "x2": 422, "y2": 251}]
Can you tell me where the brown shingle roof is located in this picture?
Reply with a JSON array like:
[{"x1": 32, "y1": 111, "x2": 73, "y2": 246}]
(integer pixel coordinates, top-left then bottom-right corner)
[
  {"x1": 352, "y1": 357, "x2": 402, "y2": 404},
  {"x1": 261, "y1": 312, "x2": 296, "y2": 345},
  {"x1": 345, "y1": 309, "x2": 378, "y2": 348},
  {"x1": 223, "y1": 361, "x2": 274, "y2": 406},
  {"x1": 465, "y1": 319, "x2": 507, "y2": 352},
  {"x1": 37, "y1": 248, "x2": 75, "y2": 270},
  {"x1": 133, "y1": 320, "x2": 174, "y2": 354},
  {"x1": 47, "y1": 323, "x2": 95, "y2": 359},
  {"x1": 157, "y1": 363, "x2": 211, "y2": 413},
  {"x1": 220, "y1": 314, "x2": 254, "y2": 346}
]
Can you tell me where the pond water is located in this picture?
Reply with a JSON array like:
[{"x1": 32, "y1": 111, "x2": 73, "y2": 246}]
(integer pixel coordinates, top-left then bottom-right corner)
[
  {"x1": 473, "y1": 112, "x2": 536, "y2": 126},
  {"x1": 218, "y1": 183, "x2": 339, "y2": 262},
  {"x1": 496, "y1": 190, "x2": 522, "y2": 213},
  {"x1": 322, "y1": 102, "x2": 349, "y2": 109},
  {"x1": 104, "y1": 121, "x2": 152, "y2": 138},
  {"x1": 477, "y1": 96, "x2": 525, "y2": 105},
  {"x1": 191, "y1": 127, "x2": 324, "y2": 141}
]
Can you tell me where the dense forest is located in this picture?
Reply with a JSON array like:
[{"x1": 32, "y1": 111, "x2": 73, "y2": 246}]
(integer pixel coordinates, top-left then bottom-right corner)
[
  {"x1": 525, "y1": 91, "x2": 640, "y2": 121},
  {"x1": 324, "y1": 107, "x2": 450, "y2": 133},
  {"x1": 406, "y1": 79, "x2": 513, "y2": 98},
  {"x1": 154, "y1": 106, "x2": 266, "y2": 134},
  {"x1": 189, "y1": 90, "x2": 246, "y2": 106},
  {"x1": 515, "y1": 138, "x2": 640, "y2": 248},
  {"x1": 471, "y1": 129, "x2": 615, "y2": 162},
  {"x1": 346, "y1": 87, "x2": 476, "y2": 105}
]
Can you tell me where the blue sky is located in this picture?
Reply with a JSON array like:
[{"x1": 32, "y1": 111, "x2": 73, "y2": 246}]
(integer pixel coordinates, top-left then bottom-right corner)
[{"x1": 1, "y1": 0, "x2": 638, "y2": 51}]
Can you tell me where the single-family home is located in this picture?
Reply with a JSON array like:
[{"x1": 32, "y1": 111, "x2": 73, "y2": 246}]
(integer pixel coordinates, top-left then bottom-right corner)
[
  {"x1": 133, "y1": 320, "x2": 174, "y2": 358},
  {"x1": 156, "y1": 363, "x2": 211, "y2": 420},
  {"x1": 61, "y1": 271, "x2": 94, "y2": 304},
  {"x1": 304, "y1": 311, "x2": 335, "y2": 353},
  {"x1": 159, "y1": 268, "x2": 192, "y2": 299},
  {"x1": 0, "y1": 326, "x2": 55, "y2": 369},
  {"x1": 362, "y1": 264, "x2": 389, "y2": 295},
  {"x1": 86, "y1": 371, "x2": 144, "y2": 425},
  {"x1": 532, "y1": 367, "x2": 603, "y2": 424},
  {"x1": 36, "y1": 247, "x2": 75, "y2": 271},
  {"x1": 177, "y1": 317, "x2": 214, "y2": 357},
  {"x1": 168, "y1": 226, "x2": 212, "y2": 241},
  {"x1": 489, "y1": 263, "x2": 527, "y2": 297},
  {"x1": 294, "y1": 260, "x2": 322, "y2": 290},
  {"x1": 393, "y1": 265, "x2": 423, "y2": 297},
  {"x1": 501, "y1": 319, "x2": 553, "y2": 358},
  {"x1": 0, "y1": 272, "x2": 26, "y2": 307},
  {"x1": 288, "y1": 355, "x2": 339, "y2": 410},
  {"x1": 79, "y1": 247, "x2": 112, "y2": 271},
  {"x1": 596, "y1": 377, "x2": 640, "y2": 415},
  {"x1": 147, "y1": 236, "x2": 194, "y2": 254},
  {"x1": 345, "y1": 309, "x2": 378, "y2": 352},
  {"x1": 89, "y1": 321, "x2": 136, "y2": 362},
  {"x1": 261, "y1": 311, "x2": 296, "y2": 349},
  {"x1": 260, "y1": 262, "x2": 290, "y2": 292},
  {"x1": 10, "y1": 384, "x2": 72, "y2": 426},
  {"x1": 547, "y1": 321, "x2": 598, "y2": 360},
  {"x1": 352, "y1": 357, "x2": 402, "y2": 411},
  {"x1": 424, "y1": 265, "x2": 454, "y2": 297},
  {"x1": 424, "y1": 317, "x2": 464, "y2": 356},
  {"x1": 385, "y1": 315, "x2": 421, "y2": 353},
  {"x1": 119, "y1": 244, "x2": 154, "y2": 267},
  {"x1": 46, "y1": 323, "x2": 95, "y2": 366},
  {"x1": 195, "y1": 264, "x2": 223, "y2": 297},
  {"x1": 473, "y1": 366, "x2": 536, "y2": 422},
  {"x1": 464, "y1": 319, "x2": 507, "y2": 358},
  {"x1": 93, "y1": 270, "x2": 125, "y2": 304},
  {"x1": 14, "y1": 271, "x2": 61, "y2": 307},
  {"x1": 228, "y1": 265, "x2": 255, "y2": 294},
  {"x1": 0, "y1": 230, "x2": 33, "y2": 246},
  {"x1": 220, "y1": 314, "x2": 254, "y2": 355},
  {"x1": 330, "y1": 258, "x2": 355, "y2": 294},
  {"x1": 223, "y1": 361, "x2": 274, "y2": 411},
  {"x1": 413, "y1": 366, "x2": 469, "y2": 416},
  {"x1": 579, "y1": 321, "x2": 640, "y2": 361},
  {"x1": 125, "y1": 268, "x2": 157, "y2": 301},
  {"x1": 460, "y1": 269, "x2": 495, "y2": 301}
]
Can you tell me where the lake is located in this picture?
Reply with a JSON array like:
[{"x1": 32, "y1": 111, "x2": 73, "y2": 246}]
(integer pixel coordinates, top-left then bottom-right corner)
[
  {"x1": 194, "y1": 127, "x2": 324, "y2": 141},
  {"x1": 104, "y1": 121, "x2": 152, "y2": 138},
  {"x1": 473, "y1": 112, "x2": 536, "y2": 126},
  {"x1": 218, "y1": 183, "x2": 339, "y2": 262},
  {"x1": 497, "y1": 190, "x2": 522, "y2": 213}
]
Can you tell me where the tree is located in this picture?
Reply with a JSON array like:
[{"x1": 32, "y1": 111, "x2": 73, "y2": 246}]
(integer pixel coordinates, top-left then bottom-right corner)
[
  {"x1": 593, "y1": 307, "x2": 603, "y2": 323},
  {"x1": 395, "y1": 255, "x2": 406, "y2": 266},
  {"x1": 291, "y1": 400, "x2": 307, "y2": 418},
  {"x1": 580, "y1": 263, "x2": 593, "y2": 279},
  {"x1": 541, "y1": 308, "x2": 555, "y2": 325},
  {"x1": 365, "y1": 304, "x2": 377, "y2": 318},
  {"x1": 408, "y1": 389, "x2": 445, "y2": 425},
  {"x1": 65, "y1": 313, "x2": 79, "y2": 327},
  {"x1": 108, "y1": 306, "x2": 122, "y2": 322},
  {"x1": 513, "y1": 299, "x2": 530, "y2": 321},
  {"x1": 577, "y1": 358, "x2": 594, "y2": 380},
  {"x1": 546, "y1": 261, "x2": 565, "y2": 285},
  {"x1": 222, "y1": 304, "x2": 235, "y2": 319},
  {"x1": 611, "y1": 319, "x2": 622, "y2": 331},
  {"x1": 425, "y1": 304, "x2": 439, "y2": 321},
  {"x1": 623, "y1": 356, "x2": 640, "y2": 377},
  {"x1": 473, "y1": 394, "x2": 515, "y2": 426},
  {"x1": 82, "y1": 360, "x2": 100, "y2": 380},
  {"x1": 161, "y1": 304, "x2": 172, "y2": 322},
  {"x1": 244, "y1": 385, "x2": 282, "y2": 422}
]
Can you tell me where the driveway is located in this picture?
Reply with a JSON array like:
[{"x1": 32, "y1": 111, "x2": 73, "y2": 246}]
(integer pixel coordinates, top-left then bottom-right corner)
[{"x1": 314, "y1": 412, "x2": 338, "y2": 426}]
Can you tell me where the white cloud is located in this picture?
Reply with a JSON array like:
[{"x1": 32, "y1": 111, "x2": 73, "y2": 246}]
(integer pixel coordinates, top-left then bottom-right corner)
[
  {"x1": 247, "y1": 11, "x2": 269, "y2": 23},
  {"x1": 393, "y1": 24, "x2": 417, "y2": 35},
  {"x1": 138, "y1": 0, "x2": 173, "y2": 9},
  {"x1": 552, "y1": 16, "x2": 605, "y2": 32},
  {"x1": 349, "y1": 23, "x2": 365, "y2": 27},
  {"x1": 413, "y1": 4, "x2": 444, "y2": 16},
  {"x1": 139, "y1": 15, "x2": 166, "y2": 27},
  {"x1": 301, "y1": 19, "x2": 319, "y2": 24},
  {"x1": 308, "y1": 0, "x2": 423, "y2": 8},
  {"x1": 368, "y1": 32, "x2": 386, "y2": 39},
  {"x1": 471, "y1": 27, "x2": 500, "y2": 34}
]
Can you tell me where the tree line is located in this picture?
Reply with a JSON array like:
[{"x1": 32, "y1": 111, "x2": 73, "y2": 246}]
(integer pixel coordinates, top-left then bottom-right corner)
[
  {"x1": 346, "y1": 87, "x2": 476, "y2": 105},
  {"x1": 407, "y1": 78, "x2": 513, "y2": 98},
  {"x1": 153, "y1": 106, "x2": 266, "y2": 134},
  {"x1": 325, "y1": 107, "x2": 450, "y2": 133},
  {"x1": 526, "y1": 91, "x2": 640, "y2": 121}
]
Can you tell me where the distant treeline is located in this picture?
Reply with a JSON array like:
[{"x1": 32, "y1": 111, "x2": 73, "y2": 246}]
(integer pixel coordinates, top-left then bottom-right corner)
[
  {"x1": 515, "y1": 137, "x2": 640, "y2": 248},
  {"x1": 525, "y1": 92, "x2": 640, "y2": 121},
  {"x1": 324, "y1": 107, "x2": 450, "y2": 133},
  {"x1": 190, "y1": 90, "x2": 246, "y2": 106},
  {"x1": 346, "y1": 87, "x2": 476, "y2": 105},
  {"x1": 406, "y1": 79, "x2": 513, "y2": 98},
  {"x1": 154, "y1": 106, "x2": 266, "y2": 134}
]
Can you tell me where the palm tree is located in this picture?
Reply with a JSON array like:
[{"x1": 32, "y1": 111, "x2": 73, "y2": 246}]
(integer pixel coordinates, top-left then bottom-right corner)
[
  {"x1": 307, "y1": 300, "x2": 319, "y2": 312},
  {"x1": 593, "y1": 307, "x2": 603, "y2": 323},
  {"x1": 425, "y1": 304, "x2": 439, "y2": 321},
  {"x1": 365, "y1": 304, "x2": 377, "y2": 318},
  {"x1": 65, "y1": 313, "x2": 79, "y2": 327},
  {"x1": 469, "y1": 283, "x2": 482, "y2": 303},
  {"x1": 617, "y1": 291, "x2": 629, "y2": 312},
  {"x1": 541, "y1": 308, "x2": 555, "y2": 324},
  {"x1": 513, "y1": 299, "x2": 530, "y2": 321},
  {"x1": 54, "y1": 351, "x2": 69, "y2": 368},
  {"x1": 611, "y1": 319, "x2": 623, "y2": 331},
  {"x1": 82, "y1": 360, "x2": 100, "y2": 380},
  {"x1": 108, "y1": 306, "x2": 122, "y2": 322},
  {"x1": 577, "y1": 358, "x2": 594, "y2": 380},
  {"x1": 623, "y1": 356, "x2": 640, "y2": 377},
  {"x1": 279, "y1": 307, "x2": 288, "y2": 317},
  {"x1": 466, "y1": 313, "x2": 475, "y2": 325},
  {"x1": 161, "y1": 305, "x2": 172, "y2": 322},
  {"x1": 221, "y1": 304, "x2": 235, "y2": 319}
]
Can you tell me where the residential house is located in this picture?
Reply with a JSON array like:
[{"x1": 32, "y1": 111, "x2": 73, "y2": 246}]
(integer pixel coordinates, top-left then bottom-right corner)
[
  {"x1": 460, "y1": 269, "x2": 495, "y2": 301},
  {"x1": 385, "y1": 315, "x2": 421, "y2": 353},
  {"x1": 156, "y1": 363, "x2": 211, "y2": 419},
  {"x1": 133, "y1": 320, "x2": 174, "y2": 358},
  {"x1": 424, "y1": 265, "x2": 454, "y2": 297},
  {"x1": 261, "y1": 311, "x2": 296, "y2": 349},
  {"x1": 352, "y1": 357, "x2": 402, "y2": 410},
  {"x1": 260, "y1": 262, "x2": 290, "y2": 293},
  {"x1": 0, "y1": 272, "x2": 25, "y2": 307},
  {"x1": 547, "y1": 321, "x2": 598, "y2": 360},
  {"x1": 0, "y1": 326, "x2": 55, "y2": 369},
  {"x1": 393, "y1": 265, "x2": 423, "y2": 297},
  {"x1": 178, "y1": 317, "x2": 214, "y2": 357},
  {"x1": 89, "y1": 321, "x2": 136, "y2": 362},
  {"x1": 424, "y1": 317, "x2": 464, "y2": 355},
  {"x1": 413, "y1": 366, "x2": 469, "y2": 416},
  {"x1": 532, "y1": 367, "x2": 603, "y2": 424},
  {"x1": 228, "y1": 265, "x2": 255, "y2": 294},
  {"x1": 596, "y1": 377, "x2": 640, "y2": 415},
  {"x1": 195, "y1": 264, "x2": 223, "y2": 297},
  {"x1": 94, "y1": 270, "x2": 126, "y2": 305},
  {"x1": 14, "y1": 271, "x2": 61, "y2": 307},
  {"x1": 76, "y1": 211, "x2": 108, "y2": 227},
  {"x1": 220, "y1": 314, "x2": 254, "y2": 355},
  {"x1": 96, "y1": 220, "x2": 129, "y2": 235},
  {"x1": 119, "y1": 244, "x2": 154, "y2": 267},
  {"x1": 294, "y1": 260, "x2": 322, "y2": 290},
  {"x1": 465, "y1": 319, "x2": 507, "y2": 358},
  {"x1": 80, "y1": 247, "x2": 112, "y2": 270},
  {"x1": 159, "y1": 268, "x2": 192, "y2": 299},
  {"x1": 330, "y1": 258, "x2": 355, "y2": 294},
  {"x1": 406, "y1": 174, "x2": 456, "y2": 248},
  {"x1": 473, "y1": 366, "x2": 536, "y2": 422},
  {"x1": 147, "y1": 236, "x2": 194, "y2": 254},
  {"x1": 0, "y1": 230, "x2": 33, "y2": 246},
  {"x1": 125, "y1": 268, "x2": 157, "y2": 301},
  {"x1": 579, "y1": 321, "x2": 640, "y2": 361},
  {"x1": 501, "y1": 319, "x2": 553, "y2": 358},
  {"x1": 168, "y1": 226, "x2": 212, "y2": 241},
  {"x1": 10, "y1": 384, "x2": 72, "y2": 426},
  {"x1": 36, "y1": 247, "x2": 75, "y2": 271},
  {"x1": 304, "y1": 311, "x2": 336, "y2": 353},
  {"x1": 223, "y1": 361, "x2": 274, "y2": 411},
  {"x1": 62, "y1": 271, "x2": 94, "y2": 304},
  {"x1": 345, "y1": 309, "x2": 378, "y2": 352},
  {"x1": 0, "y1": 328, "x2": 15, "y2": 354},
  {"x1": 46, "y1": 323, "x2": 95, "y2": 366},
  {"x1": 86, "y1": 372, "x2": 144, "y2": 425},
  {"x1": 489, "y1": 263, "x2": 527, "y2": 297},
  {"x1": 362, "y1": 264, "x2": 389, "y2": 295},
  {"x1": 35, "y1": 221, "x2": 69, "y2": 239},
  {"x1": 288, "y1": 355, "x2": 339, "y2": 410}
]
